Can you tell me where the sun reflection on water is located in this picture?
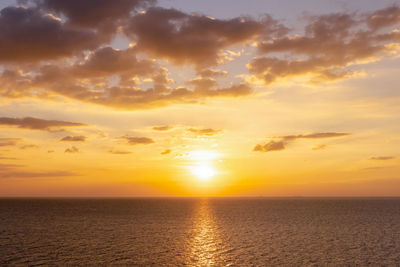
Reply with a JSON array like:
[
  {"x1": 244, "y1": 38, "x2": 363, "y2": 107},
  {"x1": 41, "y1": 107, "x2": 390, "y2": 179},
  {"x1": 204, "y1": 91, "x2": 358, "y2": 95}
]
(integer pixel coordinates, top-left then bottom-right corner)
[{"x1": 186, "y1": 199, "x2": 232, "y2": 266}]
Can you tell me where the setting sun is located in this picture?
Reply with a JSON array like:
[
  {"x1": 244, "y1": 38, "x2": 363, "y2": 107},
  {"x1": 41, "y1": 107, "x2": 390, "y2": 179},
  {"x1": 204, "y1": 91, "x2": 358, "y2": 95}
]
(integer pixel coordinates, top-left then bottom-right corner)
[{"x1": 191, "y1": 163, "x2": 216, "y2": 181}]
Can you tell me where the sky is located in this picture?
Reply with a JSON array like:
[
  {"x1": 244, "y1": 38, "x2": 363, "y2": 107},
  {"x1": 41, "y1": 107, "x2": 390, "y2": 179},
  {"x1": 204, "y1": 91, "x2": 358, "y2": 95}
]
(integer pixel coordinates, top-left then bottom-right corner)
[{"x1": 0, "y1": 0, "x2": 400, "y2": 197}]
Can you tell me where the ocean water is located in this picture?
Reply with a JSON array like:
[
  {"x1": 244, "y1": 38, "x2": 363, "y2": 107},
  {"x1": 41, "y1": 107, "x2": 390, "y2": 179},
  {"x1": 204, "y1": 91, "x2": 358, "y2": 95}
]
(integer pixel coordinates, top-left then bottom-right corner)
[{"x1": 0, "y1": 198, "x2": 399, "y2": 266}]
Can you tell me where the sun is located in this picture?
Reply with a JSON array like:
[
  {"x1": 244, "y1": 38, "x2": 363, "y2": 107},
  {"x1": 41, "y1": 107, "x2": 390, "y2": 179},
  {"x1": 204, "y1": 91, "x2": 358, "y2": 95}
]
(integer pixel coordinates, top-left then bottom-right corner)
[{"x1": 191, "y1": 163, "x2": 216, "y2": 181}]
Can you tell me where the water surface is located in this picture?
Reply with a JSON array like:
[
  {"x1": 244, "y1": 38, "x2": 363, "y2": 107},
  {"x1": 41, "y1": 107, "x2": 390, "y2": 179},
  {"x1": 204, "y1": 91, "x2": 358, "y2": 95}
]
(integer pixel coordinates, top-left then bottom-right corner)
[{"x1": 1, "y1": 198, "x2": 399, "y2": 265}]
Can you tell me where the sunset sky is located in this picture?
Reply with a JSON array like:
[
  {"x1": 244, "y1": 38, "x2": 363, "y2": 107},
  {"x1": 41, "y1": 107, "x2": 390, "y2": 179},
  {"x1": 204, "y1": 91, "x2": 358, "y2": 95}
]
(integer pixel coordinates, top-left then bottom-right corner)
[{"x1": 0, "y1": 0, "x2": 400, "y2": 197}]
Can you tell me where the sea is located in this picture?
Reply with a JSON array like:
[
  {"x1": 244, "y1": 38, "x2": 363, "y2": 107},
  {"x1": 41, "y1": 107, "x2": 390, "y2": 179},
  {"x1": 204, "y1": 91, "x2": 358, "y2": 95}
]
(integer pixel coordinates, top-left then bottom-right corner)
[{"x1": 0, "y1": 198, "x2": 399, "y2": 266}]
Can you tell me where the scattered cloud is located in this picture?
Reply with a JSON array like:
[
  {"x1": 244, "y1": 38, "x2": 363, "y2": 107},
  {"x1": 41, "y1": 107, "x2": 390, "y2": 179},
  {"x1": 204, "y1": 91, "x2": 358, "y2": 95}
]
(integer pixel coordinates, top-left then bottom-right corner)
[
  {"x1": 0, "y1": 138, "x2": 21, "y2": 147},
  {"x1": 108, "y1": 149, "x2": 132, "y2": 155},
  {"x1": 64, "y1": 146, "x2": 80, "y2": 153},
  {"x1": 161, "y1": 149, "x2": 171, "y2": 155},
  {"x1": 254, "y1": 132, "x2": 350, "y2": 152},
  {"x1": 253, "y1": 140, "x2": 285, "y2": 152},
  {"x1": 187, "y1": 127, "x2": 221, "y2": 136},
  {"x1": 370, "y1": 156, "x2": 396, "y2": 161},
  {"x1": 312, "y1": 144, "x2": 327, "y2": 151},
  {"x1": 0, "y1": 117, "x2": 86, "y2": 131},
  {"x1": 60, "y1": 135, "x2": 87, "y2": 142},
  {"x1": 0, "y1": 170, "x2": 79, "y2": 178},
  {"x1": 20, "y1": 144, "x2": 39, "y2": 150},
  {"x1": 119, "y1": 136, "x2": 155, "y2": 145},
  {"x1": 152, "y1": 125, "x2": 173, "y2": 131}
]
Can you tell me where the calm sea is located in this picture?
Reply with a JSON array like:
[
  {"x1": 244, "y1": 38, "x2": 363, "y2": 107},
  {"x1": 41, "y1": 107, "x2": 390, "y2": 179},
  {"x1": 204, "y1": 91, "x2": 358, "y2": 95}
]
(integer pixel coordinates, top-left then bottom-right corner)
[{"x1": 0, "y1": 198, "x2": 399, "y2": 266}]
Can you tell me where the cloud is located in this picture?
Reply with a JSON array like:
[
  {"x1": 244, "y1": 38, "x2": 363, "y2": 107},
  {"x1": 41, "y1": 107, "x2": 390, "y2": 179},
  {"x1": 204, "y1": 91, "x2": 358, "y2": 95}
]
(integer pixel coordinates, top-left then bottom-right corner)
[
  {"x1": 24, "y1": 48, "x2": 252, "y2": 109},
  {"x1": 281, "y1": 132, "x2": 350, "y2": 140},
  {"x1": 0, "y1": 117, "x2": 86, "y2": 131},
  {"x1": 161, "y1": 149, "x2": 171, "y2": 155},
  {"x1": 19, "y1": 144, "x2": 39, "y2": 150},
  {"x1": 253, "y1": 140, "x2": 286, "y2": 152},
  {"x1": 0, "y1": 138, "x2": 21, "y2": 147},
  {"x1": 124, "y1": 7, "x2": 287, "y2": 67},
  {"x1": 254, "y1": 132, "x2": 350, "y2": 152},
  {"x1": 0, "y1": 170, "x2": 79, "y2": 178},
  {"x1": 119, "y1": 136, "x2": 154, "y2": 145},
  {"x1": 108, "y1": 149, "x2": 132, "y2": 155},
  {"x1": 152, "y1": 125, "x2": 173, "y2": 131},
  {"x1": 312, "y1": 144, "x2": 326, "y2": 151},
  {"x1": 198, "y1": 68, "x2": 228, "y2": 77},
  {"x1": 187, "y1": 127, "x2": 221, "y2": 136},
  {"x1": 60, "y1": 135, "x2": 87, "y2": 142},
  {"x1": 370, "y1": 156, "x2": 396, "y2": 161},
  {"x1": 0, "y1": 163, "x2": 23, "y2": 169},
  {"x1": 249, "y1": 7, "x2": 400, "y2": 84},
  {"x1": 0, "y1": 6, "x2": 103, "y2": 63},
  {"x1": 366, "y1": 5, "x2": 400, "y2": 31},
  {"x1": 64, "y1": 146, "x2": 79, "y2": 153},
  {"x1": 35, "y1": 0, "x2": 154, "y2": 29}
]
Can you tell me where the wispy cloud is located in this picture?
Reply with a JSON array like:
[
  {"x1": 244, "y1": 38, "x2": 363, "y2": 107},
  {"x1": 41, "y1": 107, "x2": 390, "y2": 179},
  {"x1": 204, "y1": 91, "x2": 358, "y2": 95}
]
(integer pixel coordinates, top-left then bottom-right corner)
[
  {"x1": 118, "y1": 136, "x2": 155, "y2": 145},
  {"x1": 0, "y1": 117, "x2": 86, "y2": 131},
  {"x1": 60, "y1": 135, "x2": 87, "y2": 142},
  {"x1": 187, "y1": 128, "x2": 221, "y2": 136},
  {"x1": 254, "y1": 132, "x2": 350, "y2": 152},
  {"x1": 370, "y1": 156, "x2": 396, "y2": 161}
]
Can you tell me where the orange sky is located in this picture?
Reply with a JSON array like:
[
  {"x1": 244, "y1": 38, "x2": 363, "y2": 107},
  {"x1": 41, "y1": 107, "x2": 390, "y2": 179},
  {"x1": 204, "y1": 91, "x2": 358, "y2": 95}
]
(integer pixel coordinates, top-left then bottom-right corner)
[{"x1": 0, "y1": 0, "x2": 400, "y2": 197}]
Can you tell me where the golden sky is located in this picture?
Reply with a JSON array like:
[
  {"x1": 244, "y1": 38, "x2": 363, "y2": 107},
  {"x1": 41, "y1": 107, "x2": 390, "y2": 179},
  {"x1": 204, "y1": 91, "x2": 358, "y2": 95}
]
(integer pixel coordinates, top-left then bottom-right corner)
[{"x1": 0, "y1": 0, "x2": 400, "y2": 197}]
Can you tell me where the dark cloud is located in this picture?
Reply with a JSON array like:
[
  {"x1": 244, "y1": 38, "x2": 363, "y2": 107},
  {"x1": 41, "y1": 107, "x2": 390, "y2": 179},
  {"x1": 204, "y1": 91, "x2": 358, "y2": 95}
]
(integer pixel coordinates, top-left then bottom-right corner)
[
  {"x1": 71, "y1": 46, "x2": 157, "y2": 79},
  {"x1": 250, "y1": 8, "x2": 400, "y2": 84},
  {"x1": 0, "y1": 6, "x2": 103, "y2": 63},
  {"x1": 254, "y1": 132, "x2": 350, "y2": 152},
  {"x1": 124, "y1": 7, "x2": 286, "y2": 67},
  {"x1": 370, "y1": 156, "x2": 396, "y2": 161},
  {"x1": 35, "y1": 0, "x2": 154, "y2": 28},
  {"x1": 187, "y1": 128, "x2": 221, "y2": 136},
  {"x1": 64, "y1": 146, "x2": 79, "y2": 153},
  {"x1": 60, "y1": 135, "x2": 87, "y2": 142},
  {"x1": 161, "y1": 149, "x2": 171, "y2": 155},
  {"x1": 152, "y1": 125, "x2": 173, "y2": 131},
  {"x1": 0, "y1": 117, "x2": 85, "y2": 131},
  {"x1": 119, "y1": 136, "x2": 154, "y2": 145}
]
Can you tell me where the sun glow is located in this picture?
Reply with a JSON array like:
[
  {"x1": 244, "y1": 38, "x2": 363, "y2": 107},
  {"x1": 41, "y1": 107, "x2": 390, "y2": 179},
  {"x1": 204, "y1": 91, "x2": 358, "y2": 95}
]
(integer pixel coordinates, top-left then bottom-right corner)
[
  {"x1": 187, "y1": 150, "x2": 220, "y2": 181},
  {"x1": 191, "y1": 163, "x2": 216, "y2": 181}
]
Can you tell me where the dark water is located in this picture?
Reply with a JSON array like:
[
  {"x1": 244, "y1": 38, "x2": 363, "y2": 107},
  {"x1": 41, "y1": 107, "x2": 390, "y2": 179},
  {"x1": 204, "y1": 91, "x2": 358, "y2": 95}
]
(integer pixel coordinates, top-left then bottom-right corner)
[{"x1": 1, "y1": 198, "x2": 400, "y2": 266}]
